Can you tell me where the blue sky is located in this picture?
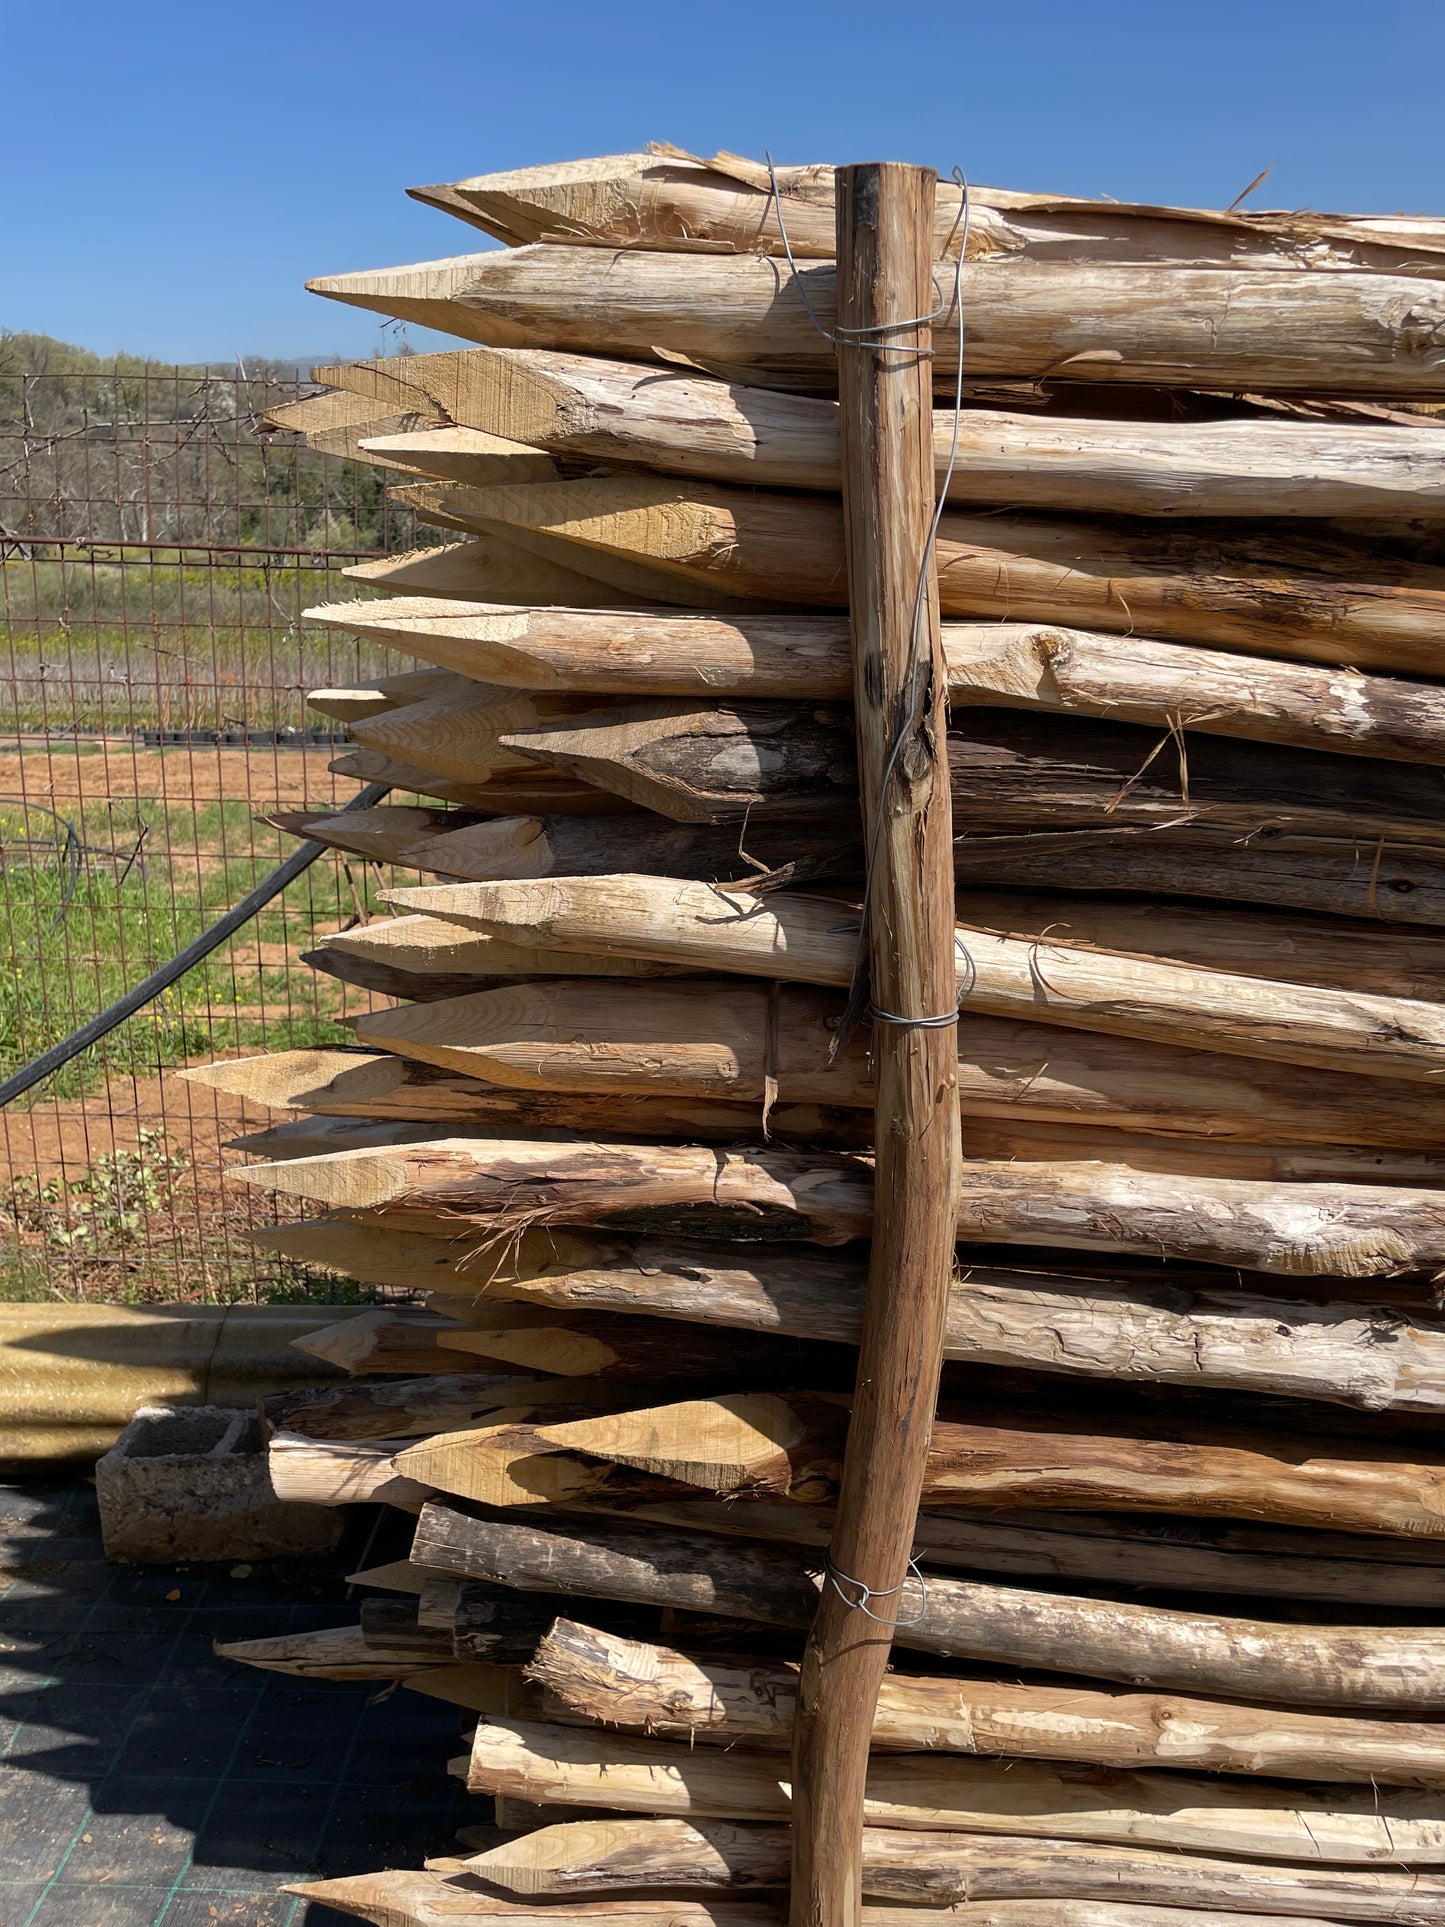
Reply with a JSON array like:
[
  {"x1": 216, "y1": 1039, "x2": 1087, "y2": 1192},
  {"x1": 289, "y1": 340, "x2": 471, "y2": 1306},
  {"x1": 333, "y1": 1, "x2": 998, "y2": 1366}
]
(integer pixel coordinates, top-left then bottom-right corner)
[{"x1": 6, "y1": 0, "x2": 1443, "y2": 363}]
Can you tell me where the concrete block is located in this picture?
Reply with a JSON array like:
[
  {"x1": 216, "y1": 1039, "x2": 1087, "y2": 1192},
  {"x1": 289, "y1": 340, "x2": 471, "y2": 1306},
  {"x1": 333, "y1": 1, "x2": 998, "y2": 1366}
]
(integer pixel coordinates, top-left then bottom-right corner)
[{"x1": 96, "y1": 1404, "x2": 343, "y2": 1563}]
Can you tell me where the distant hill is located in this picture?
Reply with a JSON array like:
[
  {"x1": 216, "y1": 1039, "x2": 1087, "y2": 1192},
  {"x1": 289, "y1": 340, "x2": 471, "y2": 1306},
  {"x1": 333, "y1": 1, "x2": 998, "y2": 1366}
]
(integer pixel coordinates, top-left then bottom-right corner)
[
  {"x1": 0, "y1": 331, "x2": 444, "y2": 556},
  {"x1": 0, "y1": 330, "x2": 206, "y2": 379},
  {"x1": 239, "y1": 357, "x2": 367, "y2": 377},
  {"x1": 0, "y1": 333, "x2": 419, "y2": 381},
  {"x1": 0, "y1": 331, "x2": 349, "y2": 383}
]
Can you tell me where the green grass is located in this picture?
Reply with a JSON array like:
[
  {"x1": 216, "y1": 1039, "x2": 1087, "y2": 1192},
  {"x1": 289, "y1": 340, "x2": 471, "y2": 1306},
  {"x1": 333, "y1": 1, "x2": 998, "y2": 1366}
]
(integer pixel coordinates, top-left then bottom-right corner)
[
  {"x1": 0, "y1": 1247, "x2": 57, "y2": 1301},
  {"x1": 0, "y1": 771, "x2": 417, "y2": 1300},
  {"x1": 0, "y1": 559, "x2": 417, "y2": 732},
  {"x1": 0, "y1": 790, "x2": 369, "y2": 1096},
  {"x1": 0, "y1": 803, "x2": 400, "y2": 1303},
  {"x1": 0, "y1": 355, "x2": 443, "y2": 1301}
]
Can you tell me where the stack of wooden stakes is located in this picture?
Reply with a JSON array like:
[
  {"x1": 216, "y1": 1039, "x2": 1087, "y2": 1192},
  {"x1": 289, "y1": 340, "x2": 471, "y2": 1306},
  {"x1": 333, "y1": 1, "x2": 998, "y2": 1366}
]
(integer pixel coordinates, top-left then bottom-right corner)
[{"x1": 183, "y1": 147, "x2": 1445, "y2": 1927}]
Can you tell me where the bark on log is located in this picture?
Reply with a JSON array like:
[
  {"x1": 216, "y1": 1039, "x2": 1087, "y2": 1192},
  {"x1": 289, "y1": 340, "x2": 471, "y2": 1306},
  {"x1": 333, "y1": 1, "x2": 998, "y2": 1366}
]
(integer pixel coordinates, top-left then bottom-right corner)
[
  {"x1": 530, "y1": 1616, "x2": 1445, "y2": 1785},
  {"x1": 956, "y1": 1163, "x2": 1445, "y2": 1272},
  {"x1": 400, "y1": 1402, "x2": 1445, "y2": 1535},
  {"x1": 411, "y1": 1504, "x2": 1445, "y2": 1706},
  {"x1": 302, "y1": 598, "x2": 868, "y2": 695},
  {"x1": 951, "y1": 831, "x2": 1445, "y2": 928},
  {"x1": 527, "y1": 1392, "x2": 1445, "y2": 1536},
  {"x1": 429, "y1": 1489, "x2": 1445, "y2": 1607},
  {"x1": 447, "y1": 1587, "x2": 656, "y2": 1667},
  {"x1": 212, "y1": 1132, "x2": 917, "y2": 1245},
  {"x1": 305, "y1": 244, "x2": 1445, "y2": 398},
  {"x1": 344, "y1": 981, "x2": 879, "y2": 1100},
  {"x1": 312, "y1": 878, "x2": 1445, "y2": 1009},
  {"x1": 187, "y1": 1046, "x2": 694, "y2": 1116},
  {"x1": 235, "y1": 1085, "x2": 869, "y2": 1156},
  {"x1": 259, "y1": 1373, "x2": 565, "y2": 1440},
  {"x1": 187, "y1": 1044, "x2": 872, "y2": 1149},
  {"x1": 462, "y1": 1813, "x2": 1445, "y2": 1920},
  {"x1": 378, "y1": 876, "x2": 1445, "y2": 1082},
  {"x1": 349, "y1": 961, "x2": 1445, "y2": 1090},
  {"x1": 463, "y1": 1714, "x2": 1445, "y2": 1860},
  {"x1": 359, "y1": 1596, "x2": 454, "y2": 1650},
  {"x1": 254, "y1": 1225, "x2": 1445, "y2": 1410},
  {"x1": 406, "y1": 151, "x2": 1445, "y2": 278},
  {"x1": 968, "y1": 1116, "x2": 1437, "y2": 1191},
  {"x1": 265, "y1": 805, "x2": 481, "y2": 867},
  {"x1": 400, "y1": 815, "x2": 853, "y2": 887},
  {"x1": 359, "y1": 1596, "x2": 455, "y2": 1658},
  {"x1": 307, "y1": 776, "x2": 1445, "y2": 931},
  {"x1": 957, "y1": 894, "x2": 1445, "y2": 999},
  {"x1": 327, "y1": 999, "x2": 1445, "y2": 1174},
  {"x1": 333, "y1": 343, "x2": 1445, "y2": 518},
  {"x1": 486, "y1": 701, "x2": 842, "y2": 821},
  {"x1": 230, "y1": 1136, "x2": 1445, "y2": 1275},
  {"x1": 434, "y1": 477, "x2": 1445, "y2": 673},
  {"x1": 941, "y1": 627, "x2": 1445, "y2": 759},
  {"x1": 304, "y1": 597, "x2": 1445, "y2": 765},
  {"x1": 327, "y1": 745, "x2": 621, "y2": 812},
  {"x1": 415, "y1": 1576, "x2": 461, "y2": 1629},
  {"x1": 491, "y1": 1238, "x2": 1445, "y2": 1410},
  {"x1": 500, "y1": 702, "x2": 1445, "y2": 846},
  {"x1": 190, "y1": 1005, "x2": 1445, "y2": 1152},
  {"x1": 426, "y1": 1239, "x2": 1441, "y2": 1313}
]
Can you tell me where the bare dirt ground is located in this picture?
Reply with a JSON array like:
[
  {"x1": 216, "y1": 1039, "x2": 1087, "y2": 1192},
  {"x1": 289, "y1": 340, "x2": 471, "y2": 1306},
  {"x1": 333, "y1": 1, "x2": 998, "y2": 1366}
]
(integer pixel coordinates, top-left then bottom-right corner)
[
  {"x1": 0, "y1": 739, "x2": 351, "y2": 808},
  {"x1": 2, "y1": 1064, "x2": 257, "y2": 1181},
  {"x1": 0, "y1": 1056, "x2": 306, "y2": 1300}
]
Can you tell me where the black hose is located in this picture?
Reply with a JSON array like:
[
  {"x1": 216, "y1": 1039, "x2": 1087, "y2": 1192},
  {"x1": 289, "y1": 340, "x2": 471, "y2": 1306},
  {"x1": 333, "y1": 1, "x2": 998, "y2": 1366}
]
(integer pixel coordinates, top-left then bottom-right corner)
[{"x1": 0, "y1": 782, "x2": 392, "y2": 1109}]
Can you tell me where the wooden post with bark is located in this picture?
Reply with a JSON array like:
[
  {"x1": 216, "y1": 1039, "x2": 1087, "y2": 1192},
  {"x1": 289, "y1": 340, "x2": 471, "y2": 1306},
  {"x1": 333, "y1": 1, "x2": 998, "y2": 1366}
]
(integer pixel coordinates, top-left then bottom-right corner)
[{"x1": 789, "y1": 161, "x2": 964, "y2": 1927}]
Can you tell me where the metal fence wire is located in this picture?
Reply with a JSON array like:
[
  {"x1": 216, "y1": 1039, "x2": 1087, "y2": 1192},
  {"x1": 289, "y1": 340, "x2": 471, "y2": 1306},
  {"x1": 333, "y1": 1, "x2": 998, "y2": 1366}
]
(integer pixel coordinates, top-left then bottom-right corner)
[{"x1": 0, "y1": 361, "x2": 441, "y2": 1303}]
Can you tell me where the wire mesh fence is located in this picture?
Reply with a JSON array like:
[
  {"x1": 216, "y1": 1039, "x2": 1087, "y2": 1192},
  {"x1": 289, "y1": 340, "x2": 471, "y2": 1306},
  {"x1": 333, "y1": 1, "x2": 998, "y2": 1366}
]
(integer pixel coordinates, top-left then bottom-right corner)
[{"x1": 0, "y1": 361, "x2": 441, "y2": 1303}]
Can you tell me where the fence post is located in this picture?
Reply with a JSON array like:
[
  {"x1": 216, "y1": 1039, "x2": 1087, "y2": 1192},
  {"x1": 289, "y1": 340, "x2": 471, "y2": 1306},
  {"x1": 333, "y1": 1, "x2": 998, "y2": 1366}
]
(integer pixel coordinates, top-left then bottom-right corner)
[{"x1": 788, "y1": 160, "x2": 963, "y2": 1927}]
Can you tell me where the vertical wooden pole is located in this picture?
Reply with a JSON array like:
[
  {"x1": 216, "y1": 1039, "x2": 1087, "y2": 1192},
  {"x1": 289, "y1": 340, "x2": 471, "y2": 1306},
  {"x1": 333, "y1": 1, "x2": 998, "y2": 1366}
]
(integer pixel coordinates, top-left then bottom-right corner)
[{"x1": 788, "y1": 163, "x2": 963, "y2": 1927}]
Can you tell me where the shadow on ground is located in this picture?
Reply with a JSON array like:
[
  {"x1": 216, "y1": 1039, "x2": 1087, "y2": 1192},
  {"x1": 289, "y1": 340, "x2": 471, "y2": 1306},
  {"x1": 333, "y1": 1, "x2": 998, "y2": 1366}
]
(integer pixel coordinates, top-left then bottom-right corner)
[{"x1": 0, "y1": 1479, "x2": 476, "y2": 1926}]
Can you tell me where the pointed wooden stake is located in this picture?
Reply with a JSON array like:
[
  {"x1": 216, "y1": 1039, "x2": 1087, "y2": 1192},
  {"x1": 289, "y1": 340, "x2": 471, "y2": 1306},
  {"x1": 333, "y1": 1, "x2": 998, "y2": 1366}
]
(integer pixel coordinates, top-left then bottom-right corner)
[{"x1": 790, "y1": 161, "x2": 962, "y2": 1927}]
